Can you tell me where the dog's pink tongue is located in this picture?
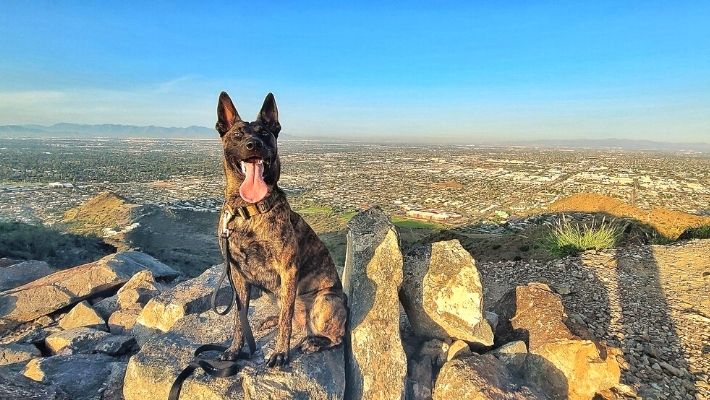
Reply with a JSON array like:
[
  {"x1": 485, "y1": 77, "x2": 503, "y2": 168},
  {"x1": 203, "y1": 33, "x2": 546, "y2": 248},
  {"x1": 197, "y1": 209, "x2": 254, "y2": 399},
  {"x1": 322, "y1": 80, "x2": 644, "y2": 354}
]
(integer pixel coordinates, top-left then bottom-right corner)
[{"x1": 239, "y1": 162, "x2": 268, "y2": 203}]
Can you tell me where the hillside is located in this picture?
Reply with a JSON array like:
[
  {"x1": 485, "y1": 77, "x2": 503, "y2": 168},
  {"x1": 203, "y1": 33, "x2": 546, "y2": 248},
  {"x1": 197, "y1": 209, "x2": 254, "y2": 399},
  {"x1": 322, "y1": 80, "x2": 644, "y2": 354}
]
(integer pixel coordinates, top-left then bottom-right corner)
[{"x1": 549, "y1": 193, "x2": 710, "y2": 240}]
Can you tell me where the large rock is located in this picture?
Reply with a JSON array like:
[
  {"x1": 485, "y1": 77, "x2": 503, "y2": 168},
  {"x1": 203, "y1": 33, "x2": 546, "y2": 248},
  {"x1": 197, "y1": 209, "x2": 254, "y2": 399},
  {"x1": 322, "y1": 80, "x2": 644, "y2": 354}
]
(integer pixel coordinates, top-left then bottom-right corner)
[
  {"x1": 523, "y1": 339, "x2": 623, "y2": 400},
  {"x1": 22, "y1": 354, "x2": 125, "y2": 400},
  {"x1": 134, "y1": 264, "x2": 231, "y2": 338},
  {"x1": 58, "y1": 301, "x2": 106, "y2": 331},
  {"x1": 493, "y1": 282, "x2": 578, "y2": 350},
  {"x1": 495, "y1": 283, "x2": 624, "y2": 399},
  {"x1": 0, "y1": 252, "x2": 179, "y2": 334},
  {"x1": 123, "y1": 295, "x2": 345, "y2": 400},
  {"x1": 108, "y1": 306, "x2": 142, "y2": 335},
  {"x1": 401, "y1": 240, "x2": 493, "y2": 347},
  {"x1": 342, "y1": 207, "x2": 408, "y2": 400},
  {"x1": 0, "y1": 260, "x2": 57, "y2": 292},
  {"x1": 433, "y1": 353, "x2": 543, "y2": 400}
]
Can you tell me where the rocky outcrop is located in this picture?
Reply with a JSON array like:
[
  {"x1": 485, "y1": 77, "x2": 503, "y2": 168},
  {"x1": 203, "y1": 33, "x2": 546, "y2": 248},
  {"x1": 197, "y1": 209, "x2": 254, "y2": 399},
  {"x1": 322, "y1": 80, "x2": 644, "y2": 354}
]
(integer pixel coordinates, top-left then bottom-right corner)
[
  {"x1": 0, "y1": 252, "x2": 179, "y2": 334},
  {"x1": 123, "y1": 295, "x2": 345, "y2": 400},
  {"x1": 0, "y1": 260, "x2": 57, "y2": 292},
  {"x1": 433, "y1": 353, "x2": 542, "y2": 399},
  {"x1": 401, "y1": 240, "x2": 493, "y2": 347},
  {"x1": 342, "y1": 207, "x2": 408, "y2": 400},
  {"x1": 494, "y1": 283, "x2": 624, "y2": 399},
  {"x1": 493, "y1": 282, "x2": 578, "y2": 350}
]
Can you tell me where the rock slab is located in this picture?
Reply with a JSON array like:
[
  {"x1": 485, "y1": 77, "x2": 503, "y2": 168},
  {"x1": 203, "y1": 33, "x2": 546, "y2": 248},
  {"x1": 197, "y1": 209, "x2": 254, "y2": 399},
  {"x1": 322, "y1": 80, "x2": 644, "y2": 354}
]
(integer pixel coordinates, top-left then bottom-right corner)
[
  {"x1": 124, "y1": 288, "x2": 345, "y2": 400},
  {"x1": 401, "y1": 239, "x2": 493, "y2": 347},
  {"x1": 0, "y1": 251, "x2": 178, "y2": 334},
  {"x1": 433, "y1": 353, "x2": 542, "y2": 400},
  {"x1": 342, "y1": 207, "x2": 408, "y2": 400}
]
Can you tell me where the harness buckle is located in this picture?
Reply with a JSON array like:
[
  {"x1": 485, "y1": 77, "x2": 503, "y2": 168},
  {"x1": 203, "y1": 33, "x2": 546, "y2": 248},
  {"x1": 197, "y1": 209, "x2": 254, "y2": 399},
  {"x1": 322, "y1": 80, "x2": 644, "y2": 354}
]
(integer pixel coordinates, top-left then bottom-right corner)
[{"x1": 236, "y1": 206, "x2": 249, "y2": 219}]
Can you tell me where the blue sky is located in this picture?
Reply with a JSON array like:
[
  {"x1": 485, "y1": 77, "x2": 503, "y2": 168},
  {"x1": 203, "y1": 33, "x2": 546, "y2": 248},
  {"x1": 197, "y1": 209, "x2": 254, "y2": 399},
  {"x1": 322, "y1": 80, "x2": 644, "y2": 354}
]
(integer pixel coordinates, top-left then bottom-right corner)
[{"x1": 1, "y1": 2, "x2": 709, "y2": 142}]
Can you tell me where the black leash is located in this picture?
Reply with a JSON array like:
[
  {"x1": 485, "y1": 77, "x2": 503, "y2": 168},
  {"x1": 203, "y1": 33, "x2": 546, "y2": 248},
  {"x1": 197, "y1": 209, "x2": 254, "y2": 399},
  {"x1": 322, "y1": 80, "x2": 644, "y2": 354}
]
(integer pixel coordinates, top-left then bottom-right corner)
[{"x1": 168, "y1": 208, "x2": 257, "y2": 400}]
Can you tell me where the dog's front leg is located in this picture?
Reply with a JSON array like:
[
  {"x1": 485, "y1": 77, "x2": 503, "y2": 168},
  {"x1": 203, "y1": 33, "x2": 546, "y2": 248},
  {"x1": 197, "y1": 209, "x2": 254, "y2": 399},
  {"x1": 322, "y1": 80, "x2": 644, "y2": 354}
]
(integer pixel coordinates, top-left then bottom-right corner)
[
  {"x1": 267, "y1": 261, "x2": 297, "y2": 367},
  {"x1": 220, "y1": 272, "x2": 251, "y2": 361}
]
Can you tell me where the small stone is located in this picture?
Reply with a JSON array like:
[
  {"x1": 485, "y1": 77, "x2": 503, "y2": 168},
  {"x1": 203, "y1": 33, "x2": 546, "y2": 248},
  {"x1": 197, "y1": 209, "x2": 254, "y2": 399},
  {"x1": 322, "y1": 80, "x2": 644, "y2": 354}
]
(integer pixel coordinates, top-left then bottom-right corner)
[
  {"x1": 95, "y1": 335, "x2": 137, "y2": 356},
  {"x1": 44, "y1": 327, "x2": 110, "y2": 354},
  {"x1": 446, "y1": 340, "x2": 472, "y2": 362},
  {"x1": 0, "y1": 343, "x2": 41, "y2": 366},
  {"x1": 117, "y1": 270, "x2": 160, "y2": 309},
  {"x1": 108, "y1": 306, "x2": 142, "y2": 334},
  {"x1": 58, "y1": 301, "x2": 106, "y2": 331}
]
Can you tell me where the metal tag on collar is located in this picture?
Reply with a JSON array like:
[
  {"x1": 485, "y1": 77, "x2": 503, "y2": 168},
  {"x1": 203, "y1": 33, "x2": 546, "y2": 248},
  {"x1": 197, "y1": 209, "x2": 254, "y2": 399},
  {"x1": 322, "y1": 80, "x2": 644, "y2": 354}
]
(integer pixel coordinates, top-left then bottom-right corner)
[{"x1": 256, "y1": 200, "x2": 269, "y2": 213}]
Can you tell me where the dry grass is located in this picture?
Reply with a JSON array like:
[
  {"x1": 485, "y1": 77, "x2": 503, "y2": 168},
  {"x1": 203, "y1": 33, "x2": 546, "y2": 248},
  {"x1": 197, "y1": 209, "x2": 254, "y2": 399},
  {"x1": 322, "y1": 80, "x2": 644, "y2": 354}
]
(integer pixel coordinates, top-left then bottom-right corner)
[{"x1": 545, "y1": 215, "x2": 623, "y2": 257}]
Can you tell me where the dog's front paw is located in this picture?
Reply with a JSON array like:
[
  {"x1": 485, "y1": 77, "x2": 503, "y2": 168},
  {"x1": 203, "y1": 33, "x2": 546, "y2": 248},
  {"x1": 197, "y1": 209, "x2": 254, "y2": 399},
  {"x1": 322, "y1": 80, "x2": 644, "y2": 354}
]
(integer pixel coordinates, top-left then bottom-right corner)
[{"x1": 266, "y1": 351, "x2": 289, "y2": 368}]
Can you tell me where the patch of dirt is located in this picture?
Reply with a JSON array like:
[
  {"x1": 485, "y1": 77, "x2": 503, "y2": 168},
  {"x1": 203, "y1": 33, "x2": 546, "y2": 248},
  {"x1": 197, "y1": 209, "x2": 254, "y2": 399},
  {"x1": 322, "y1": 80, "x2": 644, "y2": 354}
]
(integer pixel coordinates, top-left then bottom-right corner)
[
  {"x1": 432, "y1": 180, "x2": 464, "y2": 190},
  {"x1": 548, "y1": 193, "x2": 710, "y2": 239}
]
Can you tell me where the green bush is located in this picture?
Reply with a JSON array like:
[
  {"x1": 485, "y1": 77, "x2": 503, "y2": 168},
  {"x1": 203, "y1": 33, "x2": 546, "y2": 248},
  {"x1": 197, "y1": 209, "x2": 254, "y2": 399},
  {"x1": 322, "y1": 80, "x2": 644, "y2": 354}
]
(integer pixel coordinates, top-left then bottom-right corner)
[{"x1": 544, "y1": 216, "x2": 622, "y2": 257}]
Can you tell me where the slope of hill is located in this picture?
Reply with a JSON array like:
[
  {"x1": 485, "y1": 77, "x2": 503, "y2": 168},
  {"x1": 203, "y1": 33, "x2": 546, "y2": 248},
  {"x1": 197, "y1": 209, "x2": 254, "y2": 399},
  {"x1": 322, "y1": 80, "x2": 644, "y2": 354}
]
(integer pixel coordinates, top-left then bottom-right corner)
[{"x1": 548, "y1": 193, "x2": 710, "y2": 239}]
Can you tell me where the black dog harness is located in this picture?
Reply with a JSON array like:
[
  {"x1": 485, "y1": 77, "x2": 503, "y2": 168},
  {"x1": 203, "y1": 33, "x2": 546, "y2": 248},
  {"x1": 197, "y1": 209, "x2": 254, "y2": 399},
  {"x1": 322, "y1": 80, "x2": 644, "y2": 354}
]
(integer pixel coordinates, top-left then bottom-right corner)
[{"x1": 168, "y1": 198, "x2": 275, "y2": 400}]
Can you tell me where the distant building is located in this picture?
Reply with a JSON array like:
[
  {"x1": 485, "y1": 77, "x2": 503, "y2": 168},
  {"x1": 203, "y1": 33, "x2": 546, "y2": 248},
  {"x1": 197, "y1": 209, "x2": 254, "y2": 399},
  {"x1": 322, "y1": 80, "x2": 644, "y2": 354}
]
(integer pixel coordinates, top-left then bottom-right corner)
[
  {"x1": 406, "y1": 210, "x2": 462, "y2": 222},
  {"x1": 47, "y1": 182, "x2": 74, "y2": 189}
]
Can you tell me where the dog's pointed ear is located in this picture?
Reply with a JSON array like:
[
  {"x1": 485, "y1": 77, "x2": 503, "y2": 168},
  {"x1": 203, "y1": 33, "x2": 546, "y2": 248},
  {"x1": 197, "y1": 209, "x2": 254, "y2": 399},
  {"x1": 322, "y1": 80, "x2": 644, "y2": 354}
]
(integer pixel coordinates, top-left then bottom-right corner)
[
  {"x1": 216, "y1": 91, "x2": 241, "y2": 136},
  {"x1": 257, "y1": 93, "x2": 281, "y2": 137}
]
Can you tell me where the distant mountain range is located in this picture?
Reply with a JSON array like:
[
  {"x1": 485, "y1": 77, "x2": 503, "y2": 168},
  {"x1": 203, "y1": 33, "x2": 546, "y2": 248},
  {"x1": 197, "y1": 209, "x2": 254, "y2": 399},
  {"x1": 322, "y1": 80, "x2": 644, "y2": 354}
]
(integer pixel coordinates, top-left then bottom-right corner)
[
  {"x1": 503, "y1": 138, "x2": 710, "y2": 152},
  {"x1": 0, "y1": 123, "x2": 215, "y2": 138},
  {"x1": 0, "y1": 123, "x2": 707, "y2": 152}
]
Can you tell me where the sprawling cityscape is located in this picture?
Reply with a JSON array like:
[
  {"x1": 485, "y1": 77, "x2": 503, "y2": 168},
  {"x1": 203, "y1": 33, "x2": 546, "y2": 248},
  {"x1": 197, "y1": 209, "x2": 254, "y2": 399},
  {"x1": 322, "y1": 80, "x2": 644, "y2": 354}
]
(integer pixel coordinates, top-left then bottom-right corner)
[{"x1": 1, "y1": 138, "x2": 708, "y2": 226}]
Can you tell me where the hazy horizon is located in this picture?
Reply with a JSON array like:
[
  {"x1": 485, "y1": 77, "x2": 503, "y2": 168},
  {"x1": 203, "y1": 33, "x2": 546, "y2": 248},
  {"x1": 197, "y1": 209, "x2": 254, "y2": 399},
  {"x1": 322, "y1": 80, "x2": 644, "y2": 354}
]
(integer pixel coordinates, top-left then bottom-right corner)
[{"x1": 1, "y1": 3, "x2": 709, "y2": 142}]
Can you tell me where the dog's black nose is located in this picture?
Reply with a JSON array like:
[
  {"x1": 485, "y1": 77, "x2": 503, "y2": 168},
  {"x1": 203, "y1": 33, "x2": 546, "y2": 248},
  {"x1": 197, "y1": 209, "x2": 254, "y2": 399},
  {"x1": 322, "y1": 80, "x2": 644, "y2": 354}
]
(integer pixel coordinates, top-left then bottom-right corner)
[{"x1": 245, "y1": 140, "x2": 258, "y2": 150}]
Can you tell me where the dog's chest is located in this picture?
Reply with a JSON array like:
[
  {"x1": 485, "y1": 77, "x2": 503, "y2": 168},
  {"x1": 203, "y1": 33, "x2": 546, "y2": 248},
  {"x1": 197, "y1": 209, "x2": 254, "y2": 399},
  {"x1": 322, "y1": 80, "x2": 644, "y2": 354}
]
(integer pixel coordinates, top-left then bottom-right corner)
[{"x1": 228, "y1": 232, "x2": 283, "y2": 292}]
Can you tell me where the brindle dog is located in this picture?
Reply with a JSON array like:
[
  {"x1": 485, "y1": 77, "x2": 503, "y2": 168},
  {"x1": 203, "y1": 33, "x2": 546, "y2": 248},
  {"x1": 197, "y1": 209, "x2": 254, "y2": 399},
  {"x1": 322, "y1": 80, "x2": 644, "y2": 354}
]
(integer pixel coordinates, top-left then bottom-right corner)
[{"x1": 216, "y1": 92, "x2": 347, "y2": 367}]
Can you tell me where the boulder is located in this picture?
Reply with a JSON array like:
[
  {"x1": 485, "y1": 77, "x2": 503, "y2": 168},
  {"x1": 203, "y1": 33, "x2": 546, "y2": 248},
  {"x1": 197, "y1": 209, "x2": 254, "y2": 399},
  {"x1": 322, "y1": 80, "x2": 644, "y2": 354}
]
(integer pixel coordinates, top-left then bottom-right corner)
[
  {"x1": 123, "y1": 295, "x2": 345, "y2": 400},
  {"x1": 342, "y1": 207, "x2": 408, "y2": 400},
  {"x1": 401, "y1": 240, "x2": 493, "y2": 347},
  {"x1": 433, "y1": 354, "x2": 543, "y2": 400},
  {"x1": 134, "y1": 264, "x2": 231, "y2": 339},
  {"x1": 0, "y1": 252, "x2": 179, "y2": 334},
  {"x1": 116, "y1": 270, "x2": 160, "y2": 309},
  {"x1": 0, "y1": 260, "x2": 57, "y2": 292},
  {"x1": 22, "y1": 354, "x2": 124, "y2": 400},
  {"x1": 523, "y1": 339, "x2": 623, "y2": 400},
  {"x1": 58, "y1": 301, "x2": 106, "y2": 331},
  {"x1": 0, "y1": 367, "x2": 69, "y2": 399},
  {"x1": 0, "y1": 342, "x2": 41, "y2": 366},
  {"x1": 494, "y1": 283, "x2": 624, "y2": 399},
  {"x1": 44, "y1": 327, "x2": 110, "y2": 355},
  {"x1": 493, "y1": 282, "x2": 577, "y2": 350}
]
